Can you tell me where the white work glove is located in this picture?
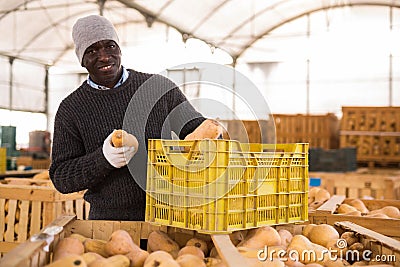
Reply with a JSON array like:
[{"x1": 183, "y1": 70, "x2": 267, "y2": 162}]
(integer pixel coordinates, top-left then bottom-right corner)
[{"x1": 102, "y1": 131, "x2": 136, "y2": 168}]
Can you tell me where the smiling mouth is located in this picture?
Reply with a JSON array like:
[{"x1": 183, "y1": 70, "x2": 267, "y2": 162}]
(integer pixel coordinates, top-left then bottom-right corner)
[{"x1": 99, "y1": 65, "x2": 113, "y2": 71}]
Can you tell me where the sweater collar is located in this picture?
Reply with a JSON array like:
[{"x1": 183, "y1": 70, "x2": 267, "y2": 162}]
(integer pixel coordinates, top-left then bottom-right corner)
[{"x1": 87, "y1": 66, "x2": 129, "y2": 90}]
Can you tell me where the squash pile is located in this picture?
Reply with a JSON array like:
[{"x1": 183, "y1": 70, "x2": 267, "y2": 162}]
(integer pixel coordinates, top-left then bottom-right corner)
[
  {"x1": 45, "y1": 224, "x2": 394, "y2": 267},
  {"x1": 336, "y1": 199, "x2": 400, "y2": 219},
  {"x1": 308, "y1": 187, "x2": 331, "y2": 212},
  {"x1": 235, "y1": 224, "x2": 392, "y2": 267},
  {"x1": 45, "y1": 229, "x2": 221, "y2": 267}
]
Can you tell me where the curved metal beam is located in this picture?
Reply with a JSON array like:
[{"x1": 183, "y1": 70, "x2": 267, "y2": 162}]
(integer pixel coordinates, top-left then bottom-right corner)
[
  {"x1": 15, "y1": 3, "x2": 102, "y2": 57},
  {"x1": 189, "y1": 0, "x2": 231, "y2": 34},
  {"x1": 234, "y1": 2, "x2": 400, "y2": 59},
  {"x1": 114, "y1": 0, "x2": 221, "y2": 48}
]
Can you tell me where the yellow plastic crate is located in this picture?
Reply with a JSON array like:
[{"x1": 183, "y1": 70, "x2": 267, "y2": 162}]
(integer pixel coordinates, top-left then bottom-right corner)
[
  {"x1": 145, "y1": 139, "x2": 309, "y2": 234},
  {"x1": 0, "y1": 148, "x2": 6, "y2": 174}
]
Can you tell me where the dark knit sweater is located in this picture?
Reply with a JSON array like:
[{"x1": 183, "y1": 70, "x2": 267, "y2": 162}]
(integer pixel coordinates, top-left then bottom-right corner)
[{"x1": 49, "y1": 69, "x2": 205, "y2": 221}]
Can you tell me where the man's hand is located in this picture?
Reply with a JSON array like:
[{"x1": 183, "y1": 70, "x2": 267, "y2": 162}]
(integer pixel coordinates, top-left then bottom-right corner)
[{"x1": 102, "y1": 130, "x2": 136, "y2": 168}]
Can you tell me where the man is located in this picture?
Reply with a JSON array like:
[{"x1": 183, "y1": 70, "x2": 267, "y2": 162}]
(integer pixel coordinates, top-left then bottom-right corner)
[{"x1": 49, "y1": 15, "x2": 206, "y2": 220}]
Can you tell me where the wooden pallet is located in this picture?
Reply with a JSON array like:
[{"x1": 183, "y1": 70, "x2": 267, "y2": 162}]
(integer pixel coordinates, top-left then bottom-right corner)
[
  {"x1": 310, "y1": 171, "x2": 400, "y2": 199},
  {"x1": 308, "y1": 195, "x2": 400, "y2": 239},
  {"x1": 0, "y1": 183, "x2": 89, "y2": 256}
]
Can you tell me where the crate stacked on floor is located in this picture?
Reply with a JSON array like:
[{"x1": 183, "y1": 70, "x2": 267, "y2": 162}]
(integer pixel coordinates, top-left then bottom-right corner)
[
  {"x1": 340, "y1": 106, "x2": 400, "y2": 167},
  {"x1": 271, "y1": 113, "x2": 339, "y2": 149}
]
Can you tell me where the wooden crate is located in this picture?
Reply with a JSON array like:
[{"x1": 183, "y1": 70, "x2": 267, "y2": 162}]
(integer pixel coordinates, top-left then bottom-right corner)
[
  {"x1": 339, "y1": 134, "x2": 400, "y2": 166},
  {"x1": 340, "y1": 106, "x2": 400, "y2": 167},
  {"x1": 0, "y1": 183, "x2": 89, "y2": 256},
  {"x1": 2, "y1": 215, "x2": 400, "y2": 267},
  {"x1": 16, "y1": 157, "x2": 51, "y2": 170},
  {"x1": 308, "y1": 195, "x2": 400, "y2": 239},
  {"x1": 271, "y1": 113, "x2": 339, "y2": 149},
  {"x1": 220, "y1": 119, "x2": 275, "y2": 143},
  {"x1": 310, "y1": 170, "x2": 400, "y2": 199},
  {"x1": 341, "y1": 106, "x2": 400, "y2": 132}
]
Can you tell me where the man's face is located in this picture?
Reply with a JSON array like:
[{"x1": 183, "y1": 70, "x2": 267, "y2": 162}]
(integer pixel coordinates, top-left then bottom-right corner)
[{"x1": 82, "y1": 40, "x2": 122, "y2": 88}]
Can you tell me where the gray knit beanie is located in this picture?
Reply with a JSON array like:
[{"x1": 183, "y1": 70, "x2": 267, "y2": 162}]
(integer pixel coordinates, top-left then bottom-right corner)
[{"x1": 72, "y1": 15, "x2": 119, "y2": 64}]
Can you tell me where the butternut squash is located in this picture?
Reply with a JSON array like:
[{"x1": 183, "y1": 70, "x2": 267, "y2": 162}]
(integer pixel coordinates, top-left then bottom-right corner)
[
  {"x1": 111, "y1": 129, "x2": 139, "y2": 149},
  {"x1": 89, "y1": 255, "x2": 130, "y2": 267},
  {"x1": 53, "y1": 237, "x2": 85, "y2": 261},
  {"x1": 313, "y1": 188, "x2": 330, "y2": 203},
  {"x1": 204, "y1": 257, "x2": 225, "y2": 267},
  {"x1": 84, "y1": 238, "x2": 108, "y2": 258},
  {"x1": 45, "y1": 255, "x2": 86, "y2": 267},
  {"x1": 302, "y1": 224, "x2": 316, "y2": 237},
  {"x1": 147, "y1": 230, "x2": 180, "y2": 258},
  {"x1": 285, "y1": 257, "x2": 305, "y2": 267},
  {"x1": 348, "y1": 242, "x2": 364, "y2": 252},
  {"x1": 184, "y1": 119, "x2": 223, "y2": 140},
  {"x1": 343, "y1": 210, "x2": 362, "y2": 216},
  {"x1": 368, "y1": 206, "x2": 400, "y2": 219},
  {"x1": 229, "y1": 230, "x2": 245, "y2": 246},
  {"x1": 209, "y1": 247, "x2": 220, "y2": 258},
  {"x1": 308, "y1": 187, "x2": 321, "y2": 201},
  {"x1": 306, "y1": 224, "x2": 340, "y2": 247},
  {"x1": 186, "y1": 237, "x2": 209, "y2": 256},
  {"x1": 125, "y1": 249, "x2": 149, "y2": 267},
  {"x1": 237, "y1": 245, "x2": 284, "y2": 259},
  {"x1": 287, "y1": 235, "x2": 330, "y2": 265},
  {"x1": 246, "y1": 257, "x2": 285, "y2": 267},
  {"x1": 143, "y1": 251, "x2": 175, "y2": 267},
  {"x1": 237, "y1": 226, "x2": 281, "y2": 249},
  {"x1": 340, "y1": 231, "x2": 358, "y2": 246},
  {"x1": 176, "y1": 254, "x2": 206, "y2": 267},
  {"x1": 81, "y1": 252, "x2": 104, "y2": 265},
  {"x1": 278, "y1": 229, "x2": 293, "y2": 249},
  {"x1": 365, "y1": 213, "x2": 390, "y2": 219},
  {"x1": 70, "y1": 233, "x2": 89, "y2": 243},
  {"x1": 324, "y1": 238, "x2": 348, "y2": 258},
  {"x1": 104, "y1": 230, "x2": 137, "y2": 256},
  {"x1": 308, "y1": 201, "x2": 325, "y2": 210},
  {"x1": 32, "y1": 170, "x2": 50, "y2": 180},
  {"x1": 337, "y1": 204, "x2": 358, "y2": 214},
  {"x1": 348, "y1": 199, "x2": 369, "y2": 214},
  {"x1": 177, "y1": 245, "x2": 205, "y2": 259}
]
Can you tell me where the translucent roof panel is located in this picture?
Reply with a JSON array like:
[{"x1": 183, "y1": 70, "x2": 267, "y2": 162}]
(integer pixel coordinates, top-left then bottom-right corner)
[{"x1": 1, "y1": 0, "x2": 399, "y2": 69}]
